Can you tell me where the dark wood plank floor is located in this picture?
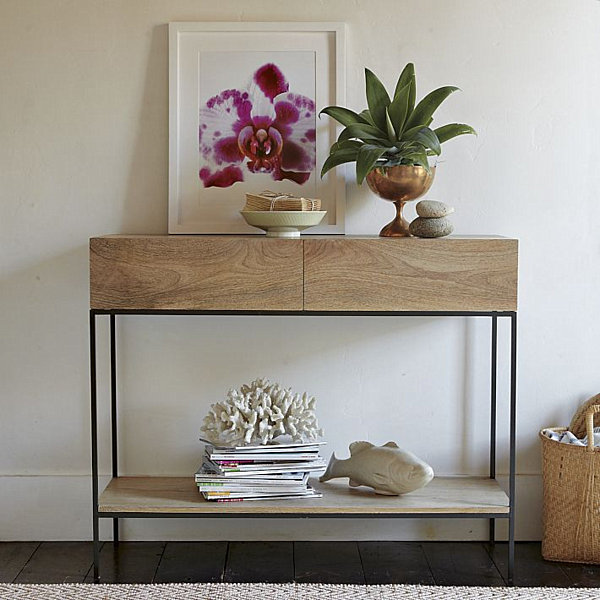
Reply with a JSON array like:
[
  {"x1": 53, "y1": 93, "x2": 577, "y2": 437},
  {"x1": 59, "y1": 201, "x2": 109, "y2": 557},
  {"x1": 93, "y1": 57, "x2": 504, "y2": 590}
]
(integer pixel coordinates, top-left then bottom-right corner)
[{"x1": 1, "y1": 542, "x2": 599, "y2": 586}]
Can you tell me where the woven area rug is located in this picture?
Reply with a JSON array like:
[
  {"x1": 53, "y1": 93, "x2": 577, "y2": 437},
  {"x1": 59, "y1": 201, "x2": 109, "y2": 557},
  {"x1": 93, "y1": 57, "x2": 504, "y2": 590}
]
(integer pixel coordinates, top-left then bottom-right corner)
[{"x1": 1, "y1": 583, "x2": 599, "y2": 599}]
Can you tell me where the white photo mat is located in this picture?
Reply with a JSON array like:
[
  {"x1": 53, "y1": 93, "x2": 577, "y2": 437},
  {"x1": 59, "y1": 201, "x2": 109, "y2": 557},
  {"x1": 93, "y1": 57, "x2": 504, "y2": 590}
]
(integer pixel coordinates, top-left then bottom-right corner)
[{"x1": 168, "y1": 22, "x2": 346, "y2": 234}]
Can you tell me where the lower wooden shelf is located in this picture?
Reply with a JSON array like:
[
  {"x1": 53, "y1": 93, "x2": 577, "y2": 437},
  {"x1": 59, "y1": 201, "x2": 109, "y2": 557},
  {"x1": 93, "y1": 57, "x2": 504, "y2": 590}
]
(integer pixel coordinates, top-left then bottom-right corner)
[{"x1": 98, "y1": 476, "x2": 509, "y2": 516}]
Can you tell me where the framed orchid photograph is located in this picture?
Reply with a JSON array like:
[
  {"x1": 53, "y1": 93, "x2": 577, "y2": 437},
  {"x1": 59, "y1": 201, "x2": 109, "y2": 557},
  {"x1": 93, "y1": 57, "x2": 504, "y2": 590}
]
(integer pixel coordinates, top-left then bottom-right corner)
[{"x1": 168, "y1": 22, "x2": 346, "y2": 234}]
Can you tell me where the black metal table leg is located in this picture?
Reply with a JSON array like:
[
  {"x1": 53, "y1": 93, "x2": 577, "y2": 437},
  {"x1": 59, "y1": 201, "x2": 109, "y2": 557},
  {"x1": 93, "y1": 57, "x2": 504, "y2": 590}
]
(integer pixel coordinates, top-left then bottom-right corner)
[
  {"x1": 508, "y1": 312, "x2": 517, "y2": 585},
  {"x1": 90, "y1": 311, "x2": 100, "y2": 583},
  {"x1": 110, "y1": 314, "x2": 119, "y2": 544},
  {"x1": 489, "y1": 314, "x2": 498, "y2": 543}
]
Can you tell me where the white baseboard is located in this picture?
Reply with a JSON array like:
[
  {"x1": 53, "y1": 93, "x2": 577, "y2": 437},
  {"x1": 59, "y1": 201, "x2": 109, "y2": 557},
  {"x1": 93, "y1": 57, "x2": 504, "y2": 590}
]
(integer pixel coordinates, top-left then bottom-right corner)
[{"x1": 0, "y1": 474, "x2": 542, "y2": 541}]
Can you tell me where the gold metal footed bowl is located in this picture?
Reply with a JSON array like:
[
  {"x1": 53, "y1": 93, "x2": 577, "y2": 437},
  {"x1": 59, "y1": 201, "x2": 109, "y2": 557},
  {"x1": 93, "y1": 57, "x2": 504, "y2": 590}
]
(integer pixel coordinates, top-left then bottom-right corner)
[{"x1": 366, "y1": 165, "x2": 436, "y2": 237}]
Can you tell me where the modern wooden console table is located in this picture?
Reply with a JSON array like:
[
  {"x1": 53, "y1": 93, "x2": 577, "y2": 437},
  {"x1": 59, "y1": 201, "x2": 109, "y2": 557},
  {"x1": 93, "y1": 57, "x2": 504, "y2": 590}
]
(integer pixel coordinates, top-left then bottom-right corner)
[{"x1": 89, "y1": 234, "x2": 518, "y2": 583}]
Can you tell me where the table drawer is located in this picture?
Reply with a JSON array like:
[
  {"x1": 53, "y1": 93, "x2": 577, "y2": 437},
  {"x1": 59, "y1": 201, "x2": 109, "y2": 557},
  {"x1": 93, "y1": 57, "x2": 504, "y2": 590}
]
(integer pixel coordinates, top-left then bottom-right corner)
[
  {"x1": 90, "y1": 236, "x2": 304, "y2": 311},
  {"x1": 303, "y1": 237, "x2": 518, "y2": 312}
]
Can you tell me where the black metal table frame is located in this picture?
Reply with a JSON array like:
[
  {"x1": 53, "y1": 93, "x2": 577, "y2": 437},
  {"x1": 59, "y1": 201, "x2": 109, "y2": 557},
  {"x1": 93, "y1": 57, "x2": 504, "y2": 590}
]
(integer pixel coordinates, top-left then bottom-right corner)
[{"x1": 90, "y1": 309, "x2": 517, "y2": 584}]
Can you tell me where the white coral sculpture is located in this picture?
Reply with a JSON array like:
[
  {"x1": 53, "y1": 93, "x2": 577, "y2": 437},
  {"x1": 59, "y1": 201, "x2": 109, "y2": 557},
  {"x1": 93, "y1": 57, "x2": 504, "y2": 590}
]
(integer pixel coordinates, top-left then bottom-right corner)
[{"x1": 201, "y1": 378, "x2": 323, "y2": 446}]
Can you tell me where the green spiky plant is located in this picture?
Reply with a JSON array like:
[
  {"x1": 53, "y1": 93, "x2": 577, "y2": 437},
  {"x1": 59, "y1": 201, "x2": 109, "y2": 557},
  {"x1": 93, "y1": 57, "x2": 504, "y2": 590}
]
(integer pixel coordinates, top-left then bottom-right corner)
[{"x1": 320, "y1": 63, "x2": 476, "y2": 184}]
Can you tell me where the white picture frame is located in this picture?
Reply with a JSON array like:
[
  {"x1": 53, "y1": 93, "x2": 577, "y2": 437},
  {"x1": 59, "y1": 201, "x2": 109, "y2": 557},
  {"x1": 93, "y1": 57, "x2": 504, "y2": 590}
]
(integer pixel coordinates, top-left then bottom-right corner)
[{"x1": 168, "y1": 22, "x2": 346, "y2": 234}]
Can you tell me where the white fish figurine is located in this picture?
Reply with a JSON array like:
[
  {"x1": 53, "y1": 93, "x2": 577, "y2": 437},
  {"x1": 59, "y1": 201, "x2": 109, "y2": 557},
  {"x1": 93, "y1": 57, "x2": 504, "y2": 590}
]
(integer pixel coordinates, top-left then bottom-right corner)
[{"x1": 319, "y1": 441, "x2": 434, "y2": 495}]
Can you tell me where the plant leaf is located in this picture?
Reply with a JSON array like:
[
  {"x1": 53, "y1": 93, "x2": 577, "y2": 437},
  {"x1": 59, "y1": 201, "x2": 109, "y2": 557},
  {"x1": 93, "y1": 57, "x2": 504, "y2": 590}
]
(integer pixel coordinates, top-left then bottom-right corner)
[
  {"x1": 394, "y1": 140, "x2": 421, "y2": 153},
  {"x1": 401, "y1": 149, "x2": 431, "y2": 173},
  {"x1": 393, "y1": 63, "x2": 416, "y2": 115},
  {"x1": 320, "y1": 148, "x2": 360, "y2": 178},
  {"x1": 405, "y1": 86, "x2": 459, "y2": 131},
  {"x1": 319, "y1": 106, "x2": 370, "y2": 127},
  {"x1": 329, "y1": 139, "x2": 364, "y2": 154},
  {"x1": 434, "y1": 123, "x2": 477, "y2": 144},
  {"x1": 403, "y1": 126, "x2": 441, "y2": 155},
  {"x1": 385, "y1": 108, "x2": 397, "y2": 143},
  {"x1": 365, "y1": 68, "x2": 391, "y2": 132},
  {"x1": 356, "y1": 144, "x2": 389, "y2": 184},
  {"x1": 359, "y1": 109, "x2": 377, "y2": 127},
  {"x1": 388, "y1": 82, "x2": 411, "y2": 137},
  {"x1": 338, "y1": 123, "x2": 388, "y2": 144},
  {"x1": 401, "y1": 125, "x2": 428, "y2": 139}
]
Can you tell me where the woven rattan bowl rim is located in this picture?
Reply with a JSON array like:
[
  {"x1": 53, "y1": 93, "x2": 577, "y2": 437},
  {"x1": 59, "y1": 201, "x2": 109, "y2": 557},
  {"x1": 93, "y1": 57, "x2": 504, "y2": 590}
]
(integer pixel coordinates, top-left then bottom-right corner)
[{"x1": 539, "y1": 427, "x2": 600, "y2": 453}]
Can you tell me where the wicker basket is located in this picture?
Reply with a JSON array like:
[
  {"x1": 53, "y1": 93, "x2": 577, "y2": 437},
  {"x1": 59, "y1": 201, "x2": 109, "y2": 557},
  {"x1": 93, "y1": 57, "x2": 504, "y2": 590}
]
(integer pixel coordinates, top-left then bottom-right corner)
[{"x1": 540, "y1": 394, "x2": 600, "y2": 564}]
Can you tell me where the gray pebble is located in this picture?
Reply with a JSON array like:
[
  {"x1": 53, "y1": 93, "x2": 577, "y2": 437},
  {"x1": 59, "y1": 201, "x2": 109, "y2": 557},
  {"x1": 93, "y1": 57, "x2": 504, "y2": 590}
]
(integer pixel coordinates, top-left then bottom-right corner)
[
  {"x1": 409, "y1": 216, "x2": 454, "y2": 238},
  {"x1": 416, "y1": 200, "x2": 454, "y2": 218}
]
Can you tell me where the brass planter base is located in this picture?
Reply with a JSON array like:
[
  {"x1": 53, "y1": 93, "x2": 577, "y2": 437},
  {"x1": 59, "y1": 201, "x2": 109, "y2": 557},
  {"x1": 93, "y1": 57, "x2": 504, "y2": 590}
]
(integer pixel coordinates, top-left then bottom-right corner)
[
  {"x1": 379, "y1": 201, "x2": 410, "y2": 237},
  {"x1": 366, "y1": 165, "x2": 436, "y2": 238}
]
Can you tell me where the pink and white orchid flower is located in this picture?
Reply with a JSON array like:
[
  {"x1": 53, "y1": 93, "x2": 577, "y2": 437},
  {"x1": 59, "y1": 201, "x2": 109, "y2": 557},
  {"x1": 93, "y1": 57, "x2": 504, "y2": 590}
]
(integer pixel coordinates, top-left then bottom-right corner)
[{"x1": 199, "y1": 63, "x2": 316, "y2": 188}]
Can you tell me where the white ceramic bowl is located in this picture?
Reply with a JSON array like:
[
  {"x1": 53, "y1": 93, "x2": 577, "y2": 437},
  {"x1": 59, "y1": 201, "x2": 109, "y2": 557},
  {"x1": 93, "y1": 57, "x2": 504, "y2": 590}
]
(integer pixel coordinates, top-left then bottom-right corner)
[{"x1": 240, "y1": 210, "x2": 327, "y2": 238}]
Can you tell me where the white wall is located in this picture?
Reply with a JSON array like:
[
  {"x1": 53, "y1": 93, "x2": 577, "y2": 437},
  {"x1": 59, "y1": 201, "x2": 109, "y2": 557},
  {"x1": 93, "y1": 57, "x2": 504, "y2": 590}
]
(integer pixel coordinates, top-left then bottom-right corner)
[{"x1": 1, "y1": 0, "x2": 599, "y2": 541}]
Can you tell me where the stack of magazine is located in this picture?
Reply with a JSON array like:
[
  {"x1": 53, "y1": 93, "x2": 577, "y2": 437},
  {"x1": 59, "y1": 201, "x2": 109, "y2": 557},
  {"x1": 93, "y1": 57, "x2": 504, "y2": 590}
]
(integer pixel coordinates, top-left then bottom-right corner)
[{"x1": 195, "y1": 440, "x2": 327, "y2": 502}]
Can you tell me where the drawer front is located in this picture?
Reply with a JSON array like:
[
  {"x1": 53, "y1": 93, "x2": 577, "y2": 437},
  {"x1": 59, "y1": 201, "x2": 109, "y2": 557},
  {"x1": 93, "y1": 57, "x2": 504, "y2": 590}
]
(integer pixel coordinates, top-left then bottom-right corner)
[
  {"x1": 90, "y1": 237, "x2": 303, "y2": 310},
  {"x1": 304, "y1": 238, "x2": 518, "y2": 312}
]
